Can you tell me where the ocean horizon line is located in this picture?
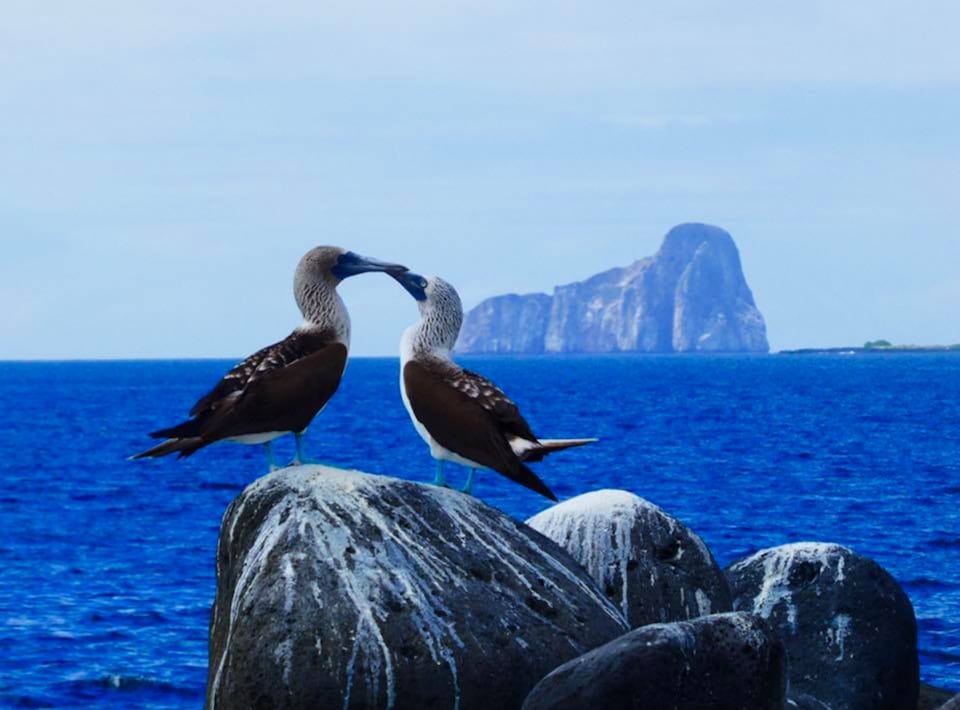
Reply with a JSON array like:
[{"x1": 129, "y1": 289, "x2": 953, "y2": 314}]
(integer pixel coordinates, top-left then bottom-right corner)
[
  {"x1": 6, "y1": 348, "x2": 960, "y2": 363},
  {"x1": 1, "y1": 351, "x2": 781, "y2": 364}
]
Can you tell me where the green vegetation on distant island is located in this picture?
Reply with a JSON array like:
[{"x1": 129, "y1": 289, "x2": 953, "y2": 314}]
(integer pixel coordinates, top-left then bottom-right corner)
[
  {"x1": 860, "y1": 339, "x2": 960, "y2": 352},
  {"x1": 782, "y1": 340, "x2": 960, "y2": 355}
]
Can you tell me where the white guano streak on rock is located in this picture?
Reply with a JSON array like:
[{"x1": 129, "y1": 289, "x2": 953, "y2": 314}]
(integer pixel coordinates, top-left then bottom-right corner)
[
  {"x1": 694, "y1": 589, "x2": 712, "y2": 617},
  {"x1": 213, "y1": 467, "x2": 627, "y2": 710},
  {"x1": 826, "y1": 613, "x2": 852, "y2": 661},
  {"x1": 527, "y1": 490, "x2": 677, "y2": 624},
  {"x1": 528, "y1": 491, "x2": 638, "y2": 618},
  {"x1": 304, "y1": 490, "x2": 458, "y2": 710},
  {"x1": 730, "y1": 542, "x2": 851, "y2": 635},
  {"x1": 441, "y1": 493, "x2": 625, "y2": 630},
  {"x1": 276, "y1": 553, "x2": 304, "y2": 687}
]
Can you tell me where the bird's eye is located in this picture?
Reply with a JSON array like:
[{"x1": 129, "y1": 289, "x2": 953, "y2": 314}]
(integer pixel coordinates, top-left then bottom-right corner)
[{"x1": 419, "y1": 279, "x2": 427, "y2": 288}]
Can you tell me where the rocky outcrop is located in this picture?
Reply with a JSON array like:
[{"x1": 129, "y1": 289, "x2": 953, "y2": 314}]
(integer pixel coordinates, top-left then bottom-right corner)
[
  {"x1": 521, "y1": 612, "x2": 786, "y2": 710},
  {"x1": 526, "y1": 490, "x2": 731, "y2": 628},
  {"x1": 726, "y1": 543, "x2": 919, "y2": 710},
  {"x1": 456, "y1": 293, "x2": 553, "y2": 354},
  {"x1": 459, "y1": 223, "x2": 769, "y2": 354},
  {"x1": 918, "y1": 684, "x2": 958, "y2": 710},
  {"x1": 206, "y1": 466, "x2": 628, "y2": 710}
]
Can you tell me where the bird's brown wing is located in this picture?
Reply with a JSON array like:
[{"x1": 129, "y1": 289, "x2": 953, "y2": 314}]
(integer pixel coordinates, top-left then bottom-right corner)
[
  {"x1": 448, "y1": 367, "x2": 540, "y2": 443},
  {"x1": 150, "y1": 329, "x2": 345, "y2": 441},
  {"x1": 198, "y1": 339, "x2": 348, "y2": 439},
  {"x1": 403, "y1": 360, "x2": 556, "y2": 500},
  {"x1": 186, "y1": 345, "x2": 274, "y2": 418}
]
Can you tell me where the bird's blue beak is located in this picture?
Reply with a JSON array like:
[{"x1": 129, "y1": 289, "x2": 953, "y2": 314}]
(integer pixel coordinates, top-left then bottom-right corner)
[
  {"x1": 391, "y1": 270, "x2": 429, "y2": 301},
  {"x1": 332, "y1": 251, "x2": 408, "y2": 280}
]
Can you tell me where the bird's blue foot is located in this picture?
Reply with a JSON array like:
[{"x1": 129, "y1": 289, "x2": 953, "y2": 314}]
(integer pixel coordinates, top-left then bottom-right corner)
[
  {"x1": 432, "y1": 461, "x2": 450, "y2": 488},
  {"x1": 461, "y1": 468, "x2": 478, "y2": 495},
  {"x1": 291, "y1": 433, "x2": 315, "y2": 466},
  {"x1": 264, "y1": 442, "x2": 279, "y2": 473}
]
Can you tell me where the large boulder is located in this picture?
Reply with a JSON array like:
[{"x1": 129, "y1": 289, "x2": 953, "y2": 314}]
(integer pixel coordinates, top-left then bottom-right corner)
[
  {"x1": 206, "y1": 466, "x2": 628, "y2": 710},
  {"x1": 918, "y1": 684, "x2": 959, "y2": 710},
  {"x1": 526, "y1": 490, "x2": 731, "y2": 628},
  {"x1": 521, "y1": 612, "x2": 786, "y2": 710},
  {"x1": 726, "y1": 543, "x2": 918, "y2": 710}
]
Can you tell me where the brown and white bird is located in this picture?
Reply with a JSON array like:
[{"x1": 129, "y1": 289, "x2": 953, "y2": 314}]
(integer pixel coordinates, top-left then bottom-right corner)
[
  {"x1": 392, "y1": 272, "x2": 595, "y2": 500},
  {"x1": 132, "y1": 247, "x2": 406, "y2": 469}
]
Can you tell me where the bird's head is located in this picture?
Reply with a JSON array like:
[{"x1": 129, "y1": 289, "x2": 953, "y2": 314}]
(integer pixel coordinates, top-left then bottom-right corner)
[
  {"x1": 296, "y1": 246, "x2": 408, "y2": 288},
  {"x1": 294, "y1": 246, "x2": 407, "y2": 329},
  {"x1": 391, "y1": 272, "x2": 463, "y2": 347}
]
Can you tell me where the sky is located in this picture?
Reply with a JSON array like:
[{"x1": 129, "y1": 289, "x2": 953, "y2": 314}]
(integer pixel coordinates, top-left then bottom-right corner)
[{"x1": 2, "y1": 1, "x2": 958, "y2": 358}]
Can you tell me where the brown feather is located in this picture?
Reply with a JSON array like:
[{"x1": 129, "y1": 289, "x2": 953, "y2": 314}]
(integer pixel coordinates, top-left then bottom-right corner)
[
  {"x1": 135, "y1": 331, "x2": 347, "y2": 459},
  {"x1": 130, "y1": 437, "x2": 205, "y2": 460},
  {"x1": 403, "y1": 360, "x2": 557, "y2": 500}
]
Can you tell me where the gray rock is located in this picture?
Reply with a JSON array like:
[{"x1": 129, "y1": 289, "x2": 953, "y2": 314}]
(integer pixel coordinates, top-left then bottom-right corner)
[
  {"x1": 785, "y1": 692, "x2": 832, "y2": 709},
  {"x1": 521, "y1": 612, "x2": 786, "y2": 710},
  {"x1": 459, "y1": 223, "x2": 769, "y2": 354},
  {"x1": 526, "y1": 489, "x2": 732, "y2": 628},
  {"x1": 918, "y1": 683, "x2": 958, "y2": 709},
  {"x1": 206, "y1": 465, "x2": 628, "y2": 710},
  {"x1": 456, "y1": 292, "x2": 552, "y2": 354},
  {"x1": 726, "y1": 543, "x2": 919, "y2": 710}
]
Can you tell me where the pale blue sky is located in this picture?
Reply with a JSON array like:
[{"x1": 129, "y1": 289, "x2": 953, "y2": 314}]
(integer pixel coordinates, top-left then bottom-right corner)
[{"x1": 2, "y1": 1, "x2": 958, "y2": 358}]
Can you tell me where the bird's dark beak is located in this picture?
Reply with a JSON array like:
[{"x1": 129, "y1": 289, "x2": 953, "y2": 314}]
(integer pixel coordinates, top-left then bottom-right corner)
[
  {"x1": 390, "y1": 270, "x2": 429, "y2": 301},
  {"x1": 332, "y1": 252, "x2": 408, "y2": 280}
]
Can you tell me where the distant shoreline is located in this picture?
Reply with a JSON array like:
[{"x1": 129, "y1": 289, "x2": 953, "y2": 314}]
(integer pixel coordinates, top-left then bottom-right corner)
[{"x1": 779, "y1": 345, "x2": 960, "y2": 355}]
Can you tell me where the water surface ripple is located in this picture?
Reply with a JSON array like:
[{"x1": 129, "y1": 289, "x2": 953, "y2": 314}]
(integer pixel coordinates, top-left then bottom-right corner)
[{"x1": 1, "y1": 354, "x2": 957, "y2": 706}]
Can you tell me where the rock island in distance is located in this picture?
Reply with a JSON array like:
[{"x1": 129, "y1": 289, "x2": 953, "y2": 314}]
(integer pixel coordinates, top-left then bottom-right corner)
[{"x1": 458, "y1": 223, "x2": 770, "y2": 355}]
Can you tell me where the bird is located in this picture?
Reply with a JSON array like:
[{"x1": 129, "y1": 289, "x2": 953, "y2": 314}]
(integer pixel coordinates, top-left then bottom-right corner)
[
  {"x1": 132, "y1": 247, "x2": 407, "y2": 469},
  {"x1": 391, "y1": 271, "x2": 596, "y2": 500}
]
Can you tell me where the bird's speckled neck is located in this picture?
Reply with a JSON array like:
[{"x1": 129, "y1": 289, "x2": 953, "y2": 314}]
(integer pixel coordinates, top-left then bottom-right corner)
[
  {"x1": 400, "y1": 277, "x2": 463, "y2": 362},
  {"x1": 295, "y1": 279, "x2": 351, "y2": 346}
]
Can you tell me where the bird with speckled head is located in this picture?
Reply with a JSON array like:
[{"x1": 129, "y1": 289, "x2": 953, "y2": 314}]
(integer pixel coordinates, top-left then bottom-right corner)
[
  {"x1": 132, "y1": 246, "x2": 407, "y2": 469},
  {"x1": 391, "y1": 271, "x2": 596, "y2": 500}
]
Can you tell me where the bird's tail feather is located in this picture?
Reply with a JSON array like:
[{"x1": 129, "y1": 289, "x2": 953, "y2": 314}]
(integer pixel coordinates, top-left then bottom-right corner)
[
  {"x1": 130, "y1": 437, "x2": 205, "y2": 460},
  {"x1": 520, "y1": 437, "x2": 597, "y2": 463},
  {"x1": 150, "y1": 419, "x2": 201, "y2": 439},
  {"x1": 506, "y1": 461, "x2": 558, "y2": 502}
]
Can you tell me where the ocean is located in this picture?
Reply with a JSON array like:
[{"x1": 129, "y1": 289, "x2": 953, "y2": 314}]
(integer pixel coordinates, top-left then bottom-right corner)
[{"x1": 1, "y1": 354, "x2": 958, "y2": 707}]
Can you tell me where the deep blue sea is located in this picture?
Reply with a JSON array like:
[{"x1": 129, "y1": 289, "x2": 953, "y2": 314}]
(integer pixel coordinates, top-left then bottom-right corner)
[{"x1": 1, "y1": 354, "x2": 958, "y2": 707}]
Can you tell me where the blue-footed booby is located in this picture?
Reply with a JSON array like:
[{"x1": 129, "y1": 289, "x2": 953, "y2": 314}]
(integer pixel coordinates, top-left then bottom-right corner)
[
  {"x1": 391, "y1": 272, "x2": 596, "y2": 500},
  {"x1": 133, "y1": 247, "x2": 406, "y2": 468}
]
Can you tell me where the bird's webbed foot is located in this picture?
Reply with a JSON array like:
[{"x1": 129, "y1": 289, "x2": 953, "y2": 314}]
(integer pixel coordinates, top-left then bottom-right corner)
[
  {"x1": 461, "y1": 468, "x2": 478, "y2": 495},
  {"x1": 431, "y1": 461, "x2": 451, "y2": 488}
]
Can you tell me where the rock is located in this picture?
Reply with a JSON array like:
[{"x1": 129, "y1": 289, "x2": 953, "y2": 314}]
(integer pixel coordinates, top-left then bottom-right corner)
[
  {"x1": 455, "y1": 292, "x2": 552, "y2": 354},
  {"x1": 726, "y1": 543, "x2": 919, "y2": 710},
  {"x1": 521, "y1": 612, "x2": 786, "y2": 710},
  {"x1": 206, "y1": 466, "x2": 628, "y2": 710},
  {"x1": 786, "y1": 692, "x2": 832, "y2": 709},
  {"x1": 458, "y1": 223, "x2": 769, "y2": 354},
  {"x1": 526, "y1": 489, "x2": 732, "y2": 628},
  {"x1": 918, "y1": 683, "x2": 958, "y2": 709}
]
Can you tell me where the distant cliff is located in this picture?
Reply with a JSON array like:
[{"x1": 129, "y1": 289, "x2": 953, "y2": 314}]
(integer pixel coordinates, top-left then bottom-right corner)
[{"x1": 458, "y1": 223, "x2": 769, "y2": 354}]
